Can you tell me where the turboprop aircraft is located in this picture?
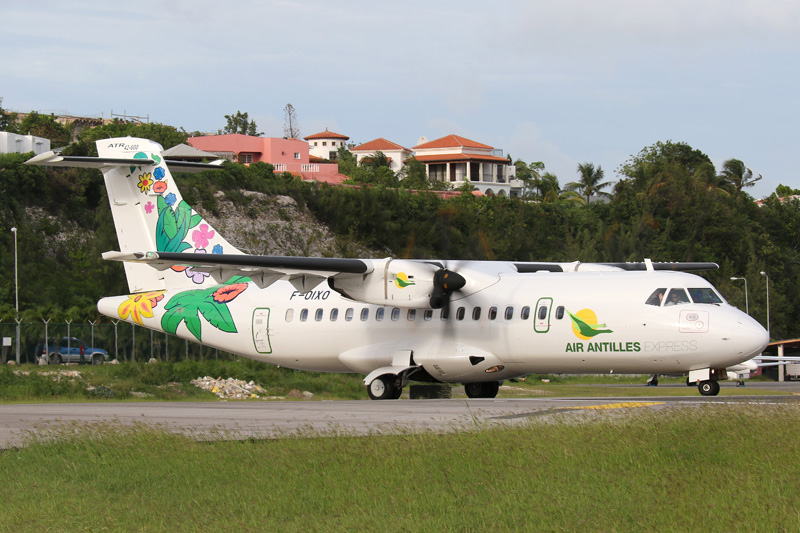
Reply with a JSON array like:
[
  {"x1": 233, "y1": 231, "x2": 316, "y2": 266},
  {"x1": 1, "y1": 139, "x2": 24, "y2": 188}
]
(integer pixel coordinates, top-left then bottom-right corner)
[{"x1": 26, "y1": 137, "x2": 770, "y2": 399}]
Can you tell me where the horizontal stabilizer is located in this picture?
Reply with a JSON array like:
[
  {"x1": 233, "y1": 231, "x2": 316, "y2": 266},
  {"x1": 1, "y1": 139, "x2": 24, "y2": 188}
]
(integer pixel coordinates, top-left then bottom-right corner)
[{"x1": 26, "y1": 151, "x2": 224, "y2": 172}]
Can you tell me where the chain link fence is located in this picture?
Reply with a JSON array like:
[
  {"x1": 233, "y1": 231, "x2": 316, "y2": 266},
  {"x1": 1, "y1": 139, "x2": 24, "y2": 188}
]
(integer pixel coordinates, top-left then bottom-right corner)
[{"x1": 0, "y1": 321, "x2": 233, "y2": 365}]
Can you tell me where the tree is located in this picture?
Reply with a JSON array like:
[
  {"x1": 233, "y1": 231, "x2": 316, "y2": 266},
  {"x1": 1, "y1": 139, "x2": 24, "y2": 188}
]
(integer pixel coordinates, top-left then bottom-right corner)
[
  {"x1": 359, "y1": 151, "x2": 391, "y2": 170},
  {"x1": 514, "y1": 159, "x2": 545, "y2": 199},
  {"x1": 718, "y1": 158, "x2": 762, "y2": 198},
  {"x1": 283, "y1": 103, "x2": 300, "y2": 139},
  {"x1": 0, "y1": 97, "x2": 17, "y2": 132},
  {"x1": 775, "y1": 184, "x2": 800, "y2": 197},
  {"x1": 567, "y1": 162, "x2": 612, "y2": 203},
  {"x1": 222, "y1": 111, "x2": 260, "y2": 136},
  {"x1": 16, "y1": 111, "x2": 71, "y2": 146},
  {"x1": 397, "y1": 157, "x2": 431, "y2": 190},
  {"x1": 539, "y1": 172, "x2": 583, "y2": 203}
]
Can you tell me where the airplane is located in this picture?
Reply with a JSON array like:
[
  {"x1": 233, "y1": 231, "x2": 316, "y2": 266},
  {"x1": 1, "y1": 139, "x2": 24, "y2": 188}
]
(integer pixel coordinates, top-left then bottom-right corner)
[{"x1": 26, "y1": 137, "x2": 770, "y2": 399}]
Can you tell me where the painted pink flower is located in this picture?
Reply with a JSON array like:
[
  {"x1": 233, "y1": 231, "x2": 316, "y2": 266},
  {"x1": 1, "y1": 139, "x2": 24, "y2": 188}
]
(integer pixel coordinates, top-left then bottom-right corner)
[
  {"x1": 144, "y1": 201, "x2": 154, "y2": 214},
  {"x1": 192, "y1": 223, "x2": 215, "y2": 249},
  {"x1": 212, "y1": 283, "x2": 248, "y2": 303}
]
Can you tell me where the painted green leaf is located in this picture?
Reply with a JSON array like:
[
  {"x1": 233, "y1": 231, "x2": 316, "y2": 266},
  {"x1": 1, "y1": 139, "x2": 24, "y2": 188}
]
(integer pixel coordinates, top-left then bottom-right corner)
[
  {"x1": 198, "y1": 300, "x2": 237, "y2": 333},
  {"x1": 162, "y1": 311, "x2": 184, "y2": 336},
  {"x1": 184, "y1": 314, "x2": 202, "y2": 341}
]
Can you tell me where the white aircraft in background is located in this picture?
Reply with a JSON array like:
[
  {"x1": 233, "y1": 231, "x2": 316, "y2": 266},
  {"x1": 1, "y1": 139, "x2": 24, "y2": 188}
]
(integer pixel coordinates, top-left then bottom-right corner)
[{"x1": 26, "y1": 138, "x2": 770, "y2": 399}]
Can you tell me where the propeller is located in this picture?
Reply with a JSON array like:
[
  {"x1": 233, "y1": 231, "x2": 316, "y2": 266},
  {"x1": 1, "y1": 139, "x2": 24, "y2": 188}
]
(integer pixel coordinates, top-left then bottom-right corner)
[{"x1": 429, "y1": 267, "x2": 466, "y2": 309}]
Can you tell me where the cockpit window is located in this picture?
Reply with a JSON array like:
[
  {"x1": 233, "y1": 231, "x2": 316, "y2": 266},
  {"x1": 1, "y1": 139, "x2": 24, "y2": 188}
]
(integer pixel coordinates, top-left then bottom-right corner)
[
  {"x1": 645, "y1": 288, "x2": 667, "y2": 306},
  {"x1": 664, "y1": 288, "x2": 690, "y2": 306},
  {"x1": 688, "y1": 288, "x2": 723, "y2": 304}
]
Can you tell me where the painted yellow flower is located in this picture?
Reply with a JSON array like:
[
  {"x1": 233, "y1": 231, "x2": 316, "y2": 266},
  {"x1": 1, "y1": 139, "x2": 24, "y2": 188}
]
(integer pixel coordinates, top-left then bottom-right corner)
[
  {"x1": 118, "y1": 291, "x2": 166, "y2": 325},
  {"x1": 137, "y1": 172, "x2": 154, "y2": 193}
]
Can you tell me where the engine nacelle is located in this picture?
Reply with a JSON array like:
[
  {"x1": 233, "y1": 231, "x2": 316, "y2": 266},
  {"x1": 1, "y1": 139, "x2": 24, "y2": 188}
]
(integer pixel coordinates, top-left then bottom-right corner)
[{"x1": 329, "y1": 258, "x2": 443, "y2": 308}]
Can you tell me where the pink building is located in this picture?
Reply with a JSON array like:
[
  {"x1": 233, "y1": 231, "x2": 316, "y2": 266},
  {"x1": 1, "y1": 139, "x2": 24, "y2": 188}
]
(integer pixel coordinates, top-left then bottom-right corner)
[{"x1": 188, "y1": 134, "x2": 347, "y2": 184}]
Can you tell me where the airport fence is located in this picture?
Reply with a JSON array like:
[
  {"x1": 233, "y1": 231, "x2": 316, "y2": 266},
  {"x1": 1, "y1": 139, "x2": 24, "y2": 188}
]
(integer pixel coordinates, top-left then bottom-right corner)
[{"x1": 0, "y1": 321, "x2": 235, "y2": 365}]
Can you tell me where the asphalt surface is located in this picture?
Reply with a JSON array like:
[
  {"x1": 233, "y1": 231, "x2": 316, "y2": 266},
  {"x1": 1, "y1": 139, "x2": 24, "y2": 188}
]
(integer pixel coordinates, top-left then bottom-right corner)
[{"x1": 2, "y1": 380, "x2": 799, "y2": 448}]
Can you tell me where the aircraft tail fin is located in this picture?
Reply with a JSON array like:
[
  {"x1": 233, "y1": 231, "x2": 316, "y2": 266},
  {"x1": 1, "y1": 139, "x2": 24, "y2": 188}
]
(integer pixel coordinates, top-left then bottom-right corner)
[{"x1": 28, "y1": 137, "x2": 242, "y2": 293}]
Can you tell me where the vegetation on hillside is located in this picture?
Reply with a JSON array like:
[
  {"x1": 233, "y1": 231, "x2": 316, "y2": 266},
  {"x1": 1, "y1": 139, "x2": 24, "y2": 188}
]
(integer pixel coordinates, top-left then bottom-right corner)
[{"x1": 1, "y1": 122, "x2": 799, "y2": 342}]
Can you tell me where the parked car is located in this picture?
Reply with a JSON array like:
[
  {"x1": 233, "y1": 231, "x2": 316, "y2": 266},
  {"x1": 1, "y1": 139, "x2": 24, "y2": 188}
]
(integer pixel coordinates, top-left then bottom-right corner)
[{"x1": 38, "y1": 337, "x2": 109, "y2": 365}]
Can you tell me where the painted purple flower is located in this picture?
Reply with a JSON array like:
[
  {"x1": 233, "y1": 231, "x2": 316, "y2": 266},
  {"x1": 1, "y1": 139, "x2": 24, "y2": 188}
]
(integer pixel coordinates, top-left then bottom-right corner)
[
  {"x1": 185, "y1": 249, "x2": 209, "y2": 284},
  {"x1": 192, "y1": 223, "x2": 215, "y2": 249},
  {"x1": 165, "y1": 193, "x2": 177, "y2": 206},
  {"x1": 144, "y1": 201, "x2": 154, "y2": 214},
  {"x1": 212, "y1": 244, "x2": 223, "y2": 254},
  {"x1": 154, "y1": 167, "x2": 166, "y2": 180}
]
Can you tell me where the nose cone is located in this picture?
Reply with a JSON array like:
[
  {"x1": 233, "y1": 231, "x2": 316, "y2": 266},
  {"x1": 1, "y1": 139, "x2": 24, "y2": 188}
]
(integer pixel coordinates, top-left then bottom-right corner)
[{"x1": 732, "y1": 314, "x2": 770, "y2": 360}]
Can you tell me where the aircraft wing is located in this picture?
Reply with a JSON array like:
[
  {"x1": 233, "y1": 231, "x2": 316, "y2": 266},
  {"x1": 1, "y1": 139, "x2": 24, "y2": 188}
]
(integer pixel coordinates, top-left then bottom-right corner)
[
  {"x1": 514, "y1": 261, "x2": 719, "y2": 272},
  {"x1": 102, "y1": 251, "x2": 371, "y2": 293}
]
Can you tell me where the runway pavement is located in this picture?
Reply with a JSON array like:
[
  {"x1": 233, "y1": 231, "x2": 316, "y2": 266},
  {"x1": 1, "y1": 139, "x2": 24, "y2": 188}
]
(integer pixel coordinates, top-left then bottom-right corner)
[{"x1": 2, "y1": 387, "x2": 798, "y2": 448}]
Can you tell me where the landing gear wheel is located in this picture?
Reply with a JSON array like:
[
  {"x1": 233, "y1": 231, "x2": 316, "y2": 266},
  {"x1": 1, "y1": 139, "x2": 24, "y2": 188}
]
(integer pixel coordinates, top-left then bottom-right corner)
[
  {"x1": 698, "y1": 380, "x2": 720, "y2": 396},
  {"x1": 367, "y1": 374, "x2": 400, "y2": 400},
  {"x1": 464, "y1": 381, "x2": 500, "y2": 399}
]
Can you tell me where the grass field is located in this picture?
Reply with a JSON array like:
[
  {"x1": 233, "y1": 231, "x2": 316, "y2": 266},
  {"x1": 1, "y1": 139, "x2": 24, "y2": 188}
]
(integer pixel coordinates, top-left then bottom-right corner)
[
  {"x1": 2, "y1": 404, "x2": 799, "y2": 531},
  {"x1": 0, "y1": 361, "x2": 789, "y2": 403}
]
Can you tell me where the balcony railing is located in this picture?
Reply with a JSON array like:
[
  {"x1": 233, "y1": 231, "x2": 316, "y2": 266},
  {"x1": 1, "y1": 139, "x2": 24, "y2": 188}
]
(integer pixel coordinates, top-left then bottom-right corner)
[{"x1": 301, "y1": 164, "x2": 319, "y2": 172}]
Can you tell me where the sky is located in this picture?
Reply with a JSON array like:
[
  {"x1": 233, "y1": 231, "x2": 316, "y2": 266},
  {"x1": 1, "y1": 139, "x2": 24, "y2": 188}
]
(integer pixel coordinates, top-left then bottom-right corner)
[{"x1": 2, "y1": 0, "x2": 799, "y2": 199}]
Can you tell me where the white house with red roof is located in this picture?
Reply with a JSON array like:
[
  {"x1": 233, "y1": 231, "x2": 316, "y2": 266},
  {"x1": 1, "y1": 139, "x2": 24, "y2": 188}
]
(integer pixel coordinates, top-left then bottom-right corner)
[
  {"x1": 412, "y1": 135, "x2": 519, "y2": 196},
  {"x1": 351, "y1": 138, "x2": 413, "y2": 174},
  {"x1": 304, "y1": 129, "x2": 350, "y2": 161},
  {"x1": 188, "y1": 134, "x2": 348, "y2": 185}
]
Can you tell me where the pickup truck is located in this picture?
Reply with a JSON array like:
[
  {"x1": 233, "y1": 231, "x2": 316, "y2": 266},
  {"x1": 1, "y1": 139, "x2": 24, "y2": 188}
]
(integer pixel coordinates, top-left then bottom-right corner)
[{"x1": 40, "y1": 337, "x2": 109, "y2": 365}]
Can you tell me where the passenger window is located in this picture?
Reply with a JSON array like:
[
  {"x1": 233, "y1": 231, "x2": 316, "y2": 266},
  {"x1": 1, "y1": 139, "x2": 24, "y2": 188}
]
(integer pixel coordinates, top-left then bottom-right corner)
[
  {"x1": 538, "y1": 306, "x2": 547, "y2": 320},
  {"x1": 488, "y1": 306, "x2": 498, "y2": 320},
  {"x1": 688, "y1": 288, "x2": 723, "y2": 304},
  {"x1": 376, "y1": 308, "x2": 385, "y2": 321},
  {"x1": 300, "y1": 309, "x2": 309, "y2": 322},
  {"x1": 424, "y1": 310, "x2": 433, "y2": 321},
  {"x1": 521, "y1": 306, "x2": 531, "y2": 320},
  {"x1": 505, "y1": 306, "x2": 514, "y2": 320},
  {"x1": 391, "y1": 308, "x2": 400, "y2": 321},
  {"x1": 345, "y1": 308, "x2": 354, "y2": 321},
  {"x1": 360, "y1": 308, "x2": 369, "y2": 321},
  {"x1": 472, "y1": 307, "x2": 481, "y2": 320},
  {"x1": 315, "y1": 309, "x2": 323, "y2": 321},
  {"x1": 646, "y1": 288, "x2": 667, "y2": 306},
  {"x1": 330, "y1": 309, "x2": 339, "y2": 321},
  {"x1": 665, "y1": 289, "x2": 690, "y2": 306},
  {"x1": 285, "y1": 309, "x2": 294, "y2": 322},
  {"x1": 408, "y1": 309, "x2": 417, "y2": 321},
  {"x1": 555, "y1": 306, "x2": 564, "y2": 320},
  {"x1": 456, "y1": 307, "x2": 466, "y2": 320}
]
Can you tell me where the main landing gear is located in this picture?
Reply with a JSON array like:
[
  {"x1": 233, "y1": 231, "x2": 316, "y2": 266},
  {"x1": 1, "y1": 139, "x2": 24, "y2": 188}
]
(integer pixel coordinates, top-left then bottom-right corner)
[
  {"x1": 697, "y1": 380, "x2": 720, "y2": 396},
  {"x1": 367, "y1": 374, "x2": 403, "y2": 400},
  {"x1": 366, "y1": 376, "x2": 502, "y2": 400},
  {"x1": 464, "y1": 381, "x2": 500, "y2": 399}
]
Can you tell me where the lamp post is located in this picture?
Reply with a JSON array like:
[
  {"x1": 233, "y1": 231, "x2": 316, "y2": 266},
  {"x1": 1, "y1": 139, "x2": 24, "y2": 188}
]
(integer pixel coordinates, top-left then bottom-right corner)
[
  {"x1": 730, "y1": 276, "x2": 749, "y2": 315},
  {"x1": 760, "y1": 271, "x2": 770, "y2": 337},
  {"x1": 11, "y1": 227, "x2": 19, "y2": 364}
]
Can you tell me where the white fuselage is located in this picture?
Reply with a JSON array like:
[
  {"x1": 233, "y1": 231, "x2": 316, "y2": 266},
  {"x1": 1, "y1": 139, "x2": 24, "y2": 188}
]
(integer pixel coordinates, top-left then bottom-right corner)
[{"x1": 98, "y1": 266, "x2": 769, "y2": 384}]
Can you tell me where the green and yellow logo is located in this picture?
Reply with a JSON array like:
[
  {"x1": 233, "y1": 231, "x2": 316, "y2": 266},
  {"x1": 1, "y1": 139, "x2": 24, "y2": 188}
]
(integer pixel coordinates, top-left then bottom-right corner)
[
  {"x1": 568, "y1": 309, "x2": 613, "y2": 340},
  {"x1": 394, "y1": 272, "x2": 416, "y2": 289}
]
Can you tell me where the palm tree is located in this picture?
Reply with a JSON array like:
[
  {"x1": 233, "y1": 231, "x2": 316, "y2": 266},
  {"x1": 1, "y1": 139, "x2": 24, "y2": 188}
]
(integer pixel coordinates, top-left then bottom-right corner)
[
  {"x1": 566, "y1": 163, "x2": 612, "y2": 203},
  {"x1": 539, "y1": 172, "x2": 584, "y2": 204},
  {"x1": 718, "y1": 158, "x2": 762, "y2": 197}
]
